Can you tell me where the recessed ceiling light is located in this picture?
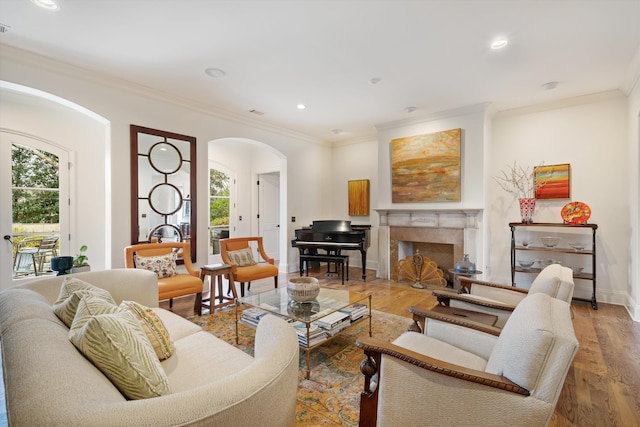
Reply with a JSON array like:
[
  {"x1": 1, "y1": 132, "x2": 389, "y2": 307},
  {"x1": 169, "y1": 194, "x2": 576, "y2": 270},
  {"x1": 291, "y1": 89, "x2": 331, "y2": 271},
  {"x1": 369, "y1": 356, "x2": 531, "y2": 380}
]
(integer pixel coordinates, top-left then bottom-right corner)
[
  {"x1": 297, "y1": 104, "x2": 306, "y2": 110},
  {"x1": 205, "y1": 68, "x2": 226, "y2": 78},
  {"x1": 491, "y1": 39, "x2": 508, "y2": 49},
  {"x1": 542, "y1": 81, "x2": 558, "y2": 90},
  {"x1": 31, "y1": 0, "x2": 59, "y2": 11},
  {"x1": 368, "y1": 77, "x2": 382, "y2": 85},
  {"x1": 332, "y1": 129, "x2": 343, "y2": 135},
  {"x1": 405, "y1": 106, "x2": 417, "y2": 113}
]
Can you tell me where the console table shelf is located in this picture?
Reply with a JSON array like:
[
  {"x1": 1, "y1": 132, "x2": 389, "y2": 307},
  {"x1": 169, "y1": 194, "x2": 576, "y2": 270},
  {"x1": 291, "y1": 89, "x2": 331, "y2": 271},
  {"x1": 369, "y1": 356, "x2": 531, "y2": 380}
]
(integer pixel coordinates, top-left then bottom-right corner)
[{"x1": 509, "y1": 222, "x2": 597, "y2": 309}]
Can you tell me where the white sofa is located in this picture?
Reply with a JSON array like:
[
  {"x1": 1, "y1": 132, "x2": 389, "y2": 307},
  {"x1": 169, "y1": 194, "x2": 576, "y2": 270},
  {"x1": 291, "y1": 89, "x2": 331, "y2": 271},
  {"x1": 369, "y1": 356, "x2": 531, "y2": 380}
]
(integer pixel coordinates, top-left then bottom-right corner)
[{"x1": 0, "y1": 269, "x2": 299, "y2": 426}]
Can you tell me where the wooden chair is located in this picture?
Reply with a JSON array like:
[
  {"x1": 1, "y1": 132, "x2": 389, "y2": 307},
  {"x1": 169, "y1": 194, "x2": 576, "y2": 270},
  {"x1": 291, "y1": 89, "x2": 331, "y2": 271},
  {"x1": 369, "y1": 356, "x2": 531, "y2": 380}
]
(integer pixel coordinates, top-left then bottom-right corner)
[
  {"x1": 124, "y1": 241, "x2": 203, "y2": 315},
  {"x1": 220, "y1": 236, "x2": 278, "y2": 297}
]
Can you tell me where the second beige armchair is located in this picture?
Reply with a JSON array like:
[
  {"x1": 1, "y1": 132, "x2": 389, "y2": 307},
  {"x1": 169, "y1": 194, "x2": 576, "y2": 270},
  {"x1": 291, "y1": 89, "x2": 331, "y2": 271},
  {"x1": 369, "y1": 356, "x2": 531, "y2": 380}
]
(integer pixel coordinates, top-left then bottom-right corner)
[{"x1": 432, "y1": 264, "x2": 574, "y2": 328}]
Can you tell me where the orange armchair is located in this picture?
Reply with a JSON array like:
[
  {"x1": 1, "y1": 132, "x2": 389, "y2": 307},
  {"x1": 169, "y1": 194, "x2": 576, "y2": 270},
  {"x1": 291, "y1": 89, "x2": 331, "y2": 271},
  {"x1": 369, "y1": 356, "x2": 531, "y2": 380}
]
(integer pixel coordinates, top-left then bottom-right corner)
[
  {"x1": 220, "y1": 237, "x2": 278, "y2": 297},
  {"x1": 124, "y1": 241, "x2": 203, "y2": 315}
]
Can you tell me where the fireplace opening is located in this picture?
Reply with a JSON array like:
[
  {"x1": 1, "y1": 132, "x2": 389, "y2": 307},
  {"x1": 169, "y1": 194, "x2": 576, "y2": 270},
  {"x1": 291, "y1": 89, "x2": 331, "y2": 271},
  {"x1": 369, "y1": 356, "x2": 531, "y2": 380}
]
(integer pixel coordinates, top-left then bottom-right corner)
[{"x1": 390, "y1": 226, "x2": 464, "y2": 286}]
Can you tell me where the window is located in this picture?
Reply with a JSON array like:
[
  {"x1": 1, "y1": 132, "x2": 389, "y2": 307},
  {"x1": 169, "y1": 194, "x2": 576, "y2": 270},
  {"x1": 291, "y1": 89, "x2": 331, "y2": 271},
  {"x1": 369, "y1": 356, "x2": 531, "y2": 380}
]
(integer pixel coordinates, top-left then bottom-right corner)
[{"x1": 209, "y1": 168, "x2": 230, "y2": 255}]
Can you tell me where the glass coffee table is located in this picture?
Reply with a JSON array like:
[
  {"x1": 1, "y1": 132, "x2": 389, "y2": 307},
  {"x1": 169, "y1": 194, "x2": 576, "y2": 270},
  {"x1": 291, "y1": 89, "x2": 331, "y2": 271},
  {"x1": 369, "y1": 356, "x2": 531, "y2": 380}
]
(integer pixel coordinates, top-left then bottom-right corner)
[{"x1": 236, "y1": 287, "x2": 372, "y2": 379}]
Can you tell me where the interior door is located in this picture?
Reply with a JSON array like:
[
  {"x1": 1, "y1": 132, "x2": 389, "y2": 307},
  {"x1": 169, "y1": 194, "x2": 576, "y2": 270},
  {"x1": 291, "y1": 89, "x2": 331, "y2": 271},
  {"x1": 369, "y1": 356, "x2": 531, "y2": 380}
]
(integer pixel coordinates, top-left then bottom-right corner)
[
  {"x1": 0, "y1": 131, "x2": 69, "y2": 290},
  {"x1": 258, "y1": 172, "x2": 280, "y2": 261}
]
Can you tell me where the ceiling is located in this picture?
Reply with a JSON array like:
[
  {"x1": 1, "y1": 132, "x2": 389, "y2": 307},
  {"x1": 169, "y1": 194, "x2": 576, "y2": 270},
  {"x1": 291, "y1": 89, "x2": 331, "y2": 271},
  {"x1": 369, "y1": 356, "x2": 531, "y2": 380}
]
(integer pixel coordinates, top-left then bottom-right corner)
[{"x1": 1, "y1": 0, "x2": 639, "y2": 143}]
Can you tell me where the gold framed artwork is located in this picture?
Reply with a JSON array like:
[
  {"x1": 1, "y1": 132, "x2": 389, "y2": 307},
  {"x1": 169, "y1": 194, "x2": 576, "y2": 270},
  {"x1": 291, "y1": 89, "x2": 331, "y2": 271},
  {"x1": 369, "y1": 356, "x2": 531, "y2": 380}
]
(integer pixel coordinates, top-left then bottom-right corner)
[
  {"x1": 348, "y1": 179, "x2": 370, "y2": 216},
  {"x1": 534, "y1": 163, "x2": 571, "y2": 199},
  {"x1": 391, "y1": 128, "x2": 461, "y2": 203}
]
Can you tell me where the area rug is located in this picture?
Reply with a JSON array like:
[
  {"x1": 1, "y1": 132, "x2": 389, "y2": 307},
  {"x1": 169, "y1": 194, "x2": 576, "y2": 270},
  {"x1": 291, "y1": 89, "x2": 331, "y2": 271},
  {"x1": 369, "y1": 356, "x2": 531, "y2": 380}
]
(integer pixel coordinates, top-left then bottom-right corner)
[{"x1": 189, "y1": 307, "x2": 413, "y2": 426}]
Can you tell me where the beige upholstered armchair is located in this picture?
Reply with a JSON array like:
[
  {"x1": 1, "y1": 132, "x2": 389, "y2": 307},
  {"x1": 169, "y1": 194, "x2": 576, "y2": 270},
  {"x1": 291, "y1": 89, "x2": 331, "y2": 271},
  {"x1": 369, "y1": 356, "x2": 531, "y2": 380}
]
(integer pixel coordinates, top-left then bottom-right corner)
[
  {"x1": 356, "y1": 293, "x2": 578, "y2": 427},
  {"x1": 431, "y1": 264, "x2": 574, "y2": 328},
  {"x1": 220, "y1": 236, "x2": 278, "y2": 297}
]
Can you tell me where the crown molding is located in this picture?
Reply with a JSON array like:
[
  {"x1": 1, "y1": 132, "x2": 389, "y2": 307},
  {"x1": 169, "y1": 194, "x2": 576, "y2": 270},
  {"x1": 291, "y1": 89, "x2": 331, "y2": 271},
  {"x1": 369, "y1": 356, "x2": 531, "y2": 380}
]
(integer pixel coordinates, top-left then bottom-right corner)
[
  {"x1": 374, "y1": 103, "x2": 491, "y2": 132},
  {"x1": 0, "y1": 44, "x2": 329, "y2": 146},
  {"x1": 494, "y1": 90, "x2": 626, "y2": 118}
]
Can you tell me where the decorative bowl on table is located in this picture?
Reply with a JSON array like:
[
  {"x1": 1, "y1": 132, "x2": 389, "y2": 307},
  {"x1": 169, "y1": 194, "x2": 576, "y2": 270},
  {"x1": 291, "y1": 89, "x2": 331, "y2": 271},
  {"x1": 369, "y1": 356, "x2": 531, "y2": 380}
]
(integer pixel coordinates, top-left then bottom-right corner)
[
  {"x1": 568, "y1": 242, "x2": 587, "y2": 251},
  {"x1": 517, "y1": 259, "x2": 535, "y2": 269},
  {"x1": 287, "y1": 277, "x2": 320, "y2": 302},
  {"x1": 540, "y1": 236, "x2": 560, "y2": 248}
]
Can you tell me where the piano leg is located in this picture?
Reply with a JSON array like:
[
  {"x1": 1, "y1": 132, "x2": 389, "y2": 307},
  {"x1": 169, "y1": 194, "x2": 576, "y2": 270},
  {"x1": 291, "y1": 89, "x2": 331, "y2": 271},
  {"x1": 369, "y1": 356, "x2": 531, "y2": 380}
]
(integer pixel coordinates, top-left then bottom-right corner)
[{"x1": 360, "y1": 250, "x2": 367, "y2": 281}]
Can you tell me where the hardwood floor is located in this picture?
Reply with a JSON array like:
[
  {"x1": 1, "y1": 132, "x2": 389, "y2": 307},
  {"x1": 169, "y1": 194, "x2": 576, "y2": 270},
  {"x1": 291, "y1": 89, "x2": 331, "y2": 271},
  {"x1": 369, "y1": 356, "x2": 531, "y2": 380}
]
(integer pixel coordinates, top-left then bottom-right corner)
[{"x1": 167, "y1": 267, "x2": 640, "y2": 426}]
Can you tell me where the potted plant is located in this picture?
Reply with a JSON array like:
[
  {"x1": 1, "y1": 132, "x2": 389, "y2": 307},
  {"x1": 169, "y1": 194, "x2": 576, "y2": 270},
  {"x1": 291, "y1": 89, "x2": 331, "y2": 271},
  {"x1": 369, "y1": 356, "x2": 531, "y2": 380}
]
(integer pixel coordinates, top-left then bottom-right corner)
[
  {"x1": 71, "y1": 245, "x2": 90, "y2": 273},
  {"x1": 494, "y1": 162, "x2": 548, "y2": 223}
]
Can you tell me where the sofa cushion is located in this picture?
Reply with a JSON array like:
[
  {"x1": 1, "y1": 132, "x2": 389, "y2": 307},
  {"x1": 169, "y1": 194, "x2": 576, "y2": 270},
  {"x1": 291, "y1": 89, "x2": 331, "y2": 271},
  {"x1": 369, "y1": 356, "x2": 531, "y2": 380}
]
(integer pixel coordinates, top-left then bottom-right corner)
[
  {"x1": 161, "y1": 330, "x2": 254, "y2": 392},
  {"x1": 529, "y1": 264, "x2": 574, "y2": 303},
  {"x1": 393, "y1": 332, "x2": 488, "y2": 371},
  {"x1": 135, "y1": 252, "x2": 177, "y2": 278},
  {"x1": 69, "y1": 309, "x2": 171, "y2": 399},
  {"x1": 0, "y1": 288, "x2": 65, "y2": 334},
  {"x1": 226, "y1": 248, "x2": 257, "y2": 266},
  {"x1": 485, "y1": 293, "x2": 555, "y2": 391},
  {"x1": 121, "y1": 300, "x2": 175, "y2": 360},
  {"x1": 152, "y1": 307, "x2": 202, "y2": 340},
  {"x1": 53, "y1": 277, "x2": 116, "y2": 327}
]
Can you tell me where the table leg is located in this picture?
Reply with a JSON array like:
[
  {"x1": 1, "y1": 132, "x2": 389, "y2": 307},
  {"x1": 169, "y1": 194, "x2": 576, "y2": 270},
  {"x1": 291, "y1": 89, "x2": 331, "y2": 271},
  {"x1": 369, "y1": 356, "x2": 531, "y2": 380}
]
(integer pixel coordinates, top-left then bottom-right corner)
[
  {"x1": 368, "y1": 294, "x2": 372, "y2": 337},
  {"x1": 235, "y1": 303, "x2": 239, "y2": 344}
]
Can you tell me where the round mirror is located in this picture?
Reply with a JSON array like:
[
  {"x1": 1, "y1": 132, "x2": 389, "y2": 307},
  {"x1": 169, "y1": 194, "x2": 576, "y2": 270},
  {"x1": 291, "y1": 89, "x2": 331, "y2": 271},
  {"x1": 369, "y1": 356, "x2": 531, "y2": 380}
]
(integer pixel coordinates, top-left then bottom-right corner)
[
  {"x1": 149, "y1": 224, "x2": 183, "y2": 242},
  {"x1": 149, "y1": 183, "x2": 183, "y2": 215},
  {"x1": 149, "y1": 142, "x2": 182, "y2": 174}
]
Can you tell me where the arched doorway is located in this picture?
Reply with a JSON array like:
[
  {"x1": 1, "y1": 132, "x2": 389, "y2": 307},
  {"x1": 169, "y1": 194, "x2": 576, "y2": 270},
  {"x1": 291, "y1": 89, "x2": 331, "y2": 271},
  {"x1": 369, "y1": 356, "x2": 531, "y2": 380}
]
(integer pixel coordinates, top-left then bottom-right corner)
[{"x1": 207, "y1": 137, "x2": 287, "y2": 270}]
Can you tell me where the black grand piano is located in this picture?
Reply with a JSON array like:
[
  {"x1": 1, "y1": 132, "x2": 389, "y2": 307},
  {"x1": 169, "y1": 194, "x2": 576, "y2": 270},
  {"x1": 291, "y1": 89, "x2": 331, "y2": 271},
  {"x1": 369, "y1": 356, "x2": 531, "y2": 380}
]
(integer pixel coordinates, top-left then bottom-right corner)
[{"x1": 291, "y1": 220, "x2": 371, "y2": 280}]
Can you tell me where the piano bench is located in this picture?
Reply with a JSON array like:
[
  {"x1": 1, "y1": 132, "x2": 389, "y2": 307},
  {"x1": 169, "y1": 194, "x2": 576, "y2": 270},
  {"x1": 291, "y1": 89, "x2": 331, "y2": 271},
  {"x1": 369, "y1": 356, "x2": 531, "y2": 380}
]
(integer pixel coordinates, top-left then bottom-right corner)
[{"x1": 299, "y1": 254, "x2": 349, "y2": 284}]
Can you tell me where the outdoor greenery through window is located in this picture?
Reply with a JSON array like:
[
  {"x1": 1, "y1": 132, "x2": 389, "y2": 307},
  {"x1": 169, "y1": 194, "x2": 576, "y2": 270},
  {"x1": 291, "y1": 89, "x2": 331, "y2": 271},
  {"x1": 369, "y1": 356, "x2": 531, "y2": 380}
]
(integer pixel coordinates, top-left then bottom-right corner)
[
  {"x1": 210, "y1": 169, "x2": 230, "y2": 255},
  {"x1": 11, "y1": 143, "x2": 61, "y2": 277}
]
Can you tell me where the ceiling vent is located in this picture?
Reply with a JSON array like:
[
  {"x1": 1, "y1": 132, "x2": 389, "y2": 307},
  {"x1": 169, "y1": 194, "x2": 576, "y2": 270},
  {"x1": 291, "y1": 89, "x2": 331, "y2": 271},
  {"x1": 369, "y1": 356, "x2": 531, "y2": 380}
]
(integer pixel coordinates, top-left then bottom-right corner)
[{"x1": 0, "y1": 24, "x2": 10, "y2": 33}]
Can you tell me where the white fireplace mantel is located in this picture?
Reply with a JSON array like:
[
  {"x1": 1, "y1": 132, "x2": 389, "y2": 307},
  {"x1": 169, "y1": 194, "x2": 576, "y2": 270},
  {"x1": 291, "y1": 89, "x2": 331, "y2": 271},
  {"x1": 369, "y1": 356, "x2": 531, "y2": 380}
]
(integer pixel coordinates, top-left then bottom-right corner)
[
  {"x1": 375, "y1": 208, "x2": 484, "y2": 280},
  {"x1": 375, "y1": 208, "x2": 483, "y2": 229}
]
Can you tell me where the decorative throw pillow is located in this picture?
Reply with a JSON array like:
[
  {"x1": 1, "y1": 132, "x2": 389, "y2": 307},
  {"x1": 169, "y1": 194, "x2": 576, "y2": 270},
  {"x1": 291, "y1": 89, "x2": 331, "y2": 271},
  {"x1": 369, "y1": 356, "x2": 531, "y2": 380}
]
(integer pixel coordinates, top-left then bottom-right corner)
[
  {"x1": 68, "y1": 295, "x2": 119, "y2": 337},
  {"x1": 69, "y1": 309, "x2": 171, "y2": 400},
  {"x1": 120, "y1": 300, "x2": 175, "y2": 360},
  {"x1": 53, "y1": 277, "x2": 116, "y2": 327},
  {"x1": 134, "y1": 252, "x2": 177, "y2": 278},
  {"x1": 226, "y1": 248, "x2": 257, "y2": 267}
]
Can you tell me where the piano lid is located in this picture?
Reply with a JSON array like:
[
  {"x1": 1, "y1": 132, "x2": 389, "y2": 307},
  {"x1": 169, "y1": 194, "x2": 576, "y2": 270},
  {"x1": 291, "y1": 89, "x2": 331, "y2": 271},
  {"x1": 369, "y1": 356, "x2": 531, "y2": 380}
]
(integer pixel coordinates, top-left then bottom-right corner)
[{"x1": 311, "y1": 220, "x2": 352, "y2": 232}]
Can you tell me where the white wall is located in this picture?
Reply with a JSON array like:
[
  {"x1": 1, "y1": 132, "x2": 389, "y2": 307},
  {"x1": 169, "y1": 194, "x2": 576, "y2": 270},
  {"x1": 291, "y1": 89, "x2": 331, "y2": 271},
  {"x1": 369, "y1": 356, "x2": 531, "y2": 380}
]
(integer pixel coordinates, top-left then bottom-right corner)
[
  {"x1": 330, "y1": 138, "x2": 379, "y2": 270},
  {"x1": 0, "y1": 46, "x2": 333, "y2": 277},
  {"x1": 373, "y1": 105, "x2": 489, "y2": 275},
  {"x1": 0, "y1": 88, "x2": 108, "y2": 273},
  {"x1": 627, "y1": 76, "x2": 640, "y2": 320},
  {"x1": 491, "y1": 93, "x2": 630, "y2": 306},
  {"x1": 376, "y1": 105, "x2": 488, "y2": 210}
]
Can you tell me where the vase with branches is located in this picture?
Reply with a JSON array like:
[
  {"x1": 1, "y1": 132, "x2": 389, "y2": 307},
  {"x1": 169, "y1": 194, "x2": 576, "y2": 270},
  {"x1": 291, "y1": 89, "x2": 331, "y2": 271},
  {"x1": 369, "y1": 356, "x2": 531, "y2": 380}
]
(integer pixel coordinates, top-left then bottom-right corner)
[{"x1": 494, "y1": 162, "x2": 549, "y2": 223}]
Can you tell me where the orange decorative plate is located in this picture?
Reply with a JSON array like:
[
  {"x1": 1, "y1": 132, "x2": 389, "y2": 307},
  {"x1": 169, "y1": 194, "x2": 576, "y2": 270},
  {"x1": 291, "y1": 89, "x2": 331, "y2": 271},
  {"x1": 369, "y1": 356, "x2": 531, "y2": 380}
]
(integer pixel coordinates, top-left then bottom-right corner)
[{"x1": 561, "y1": 202, "x2": 591, "y2": 225}]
